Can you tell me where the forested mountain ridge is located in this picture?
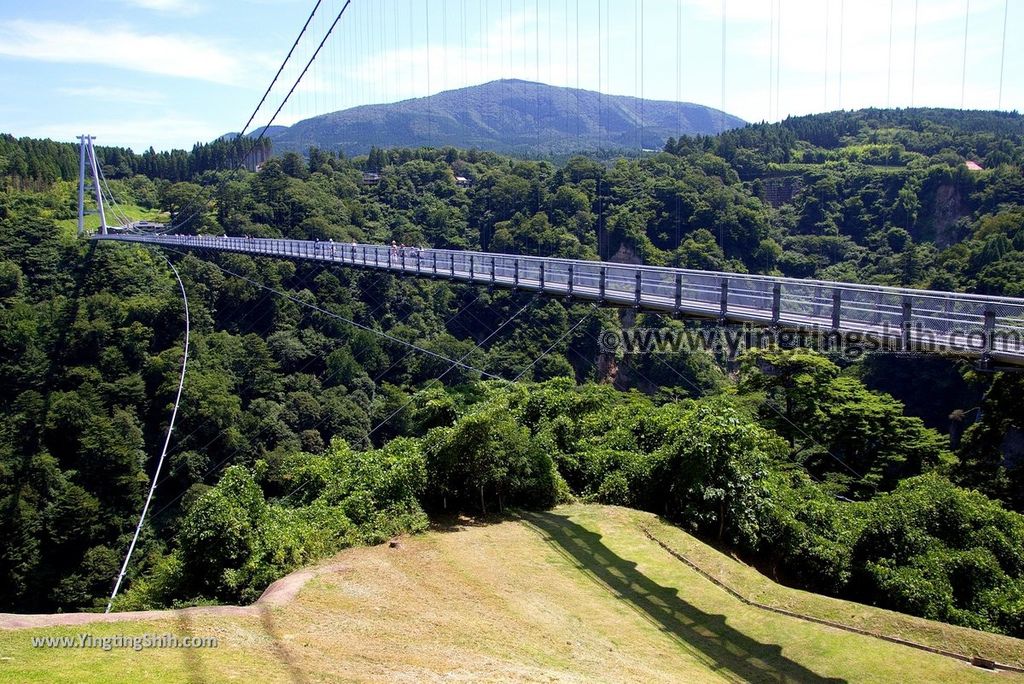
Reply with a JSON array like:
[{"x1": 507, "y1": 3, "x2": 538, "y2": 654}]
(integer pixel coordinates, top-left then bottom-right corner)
[
  {"x1": 661, "y1": 107, "x2": 1024, "y2": 294},
  {"x1": 259, "y1": 79, "x2": 745, "y2": 157},
  {"x1": 2, "y1": 108, "x2": 1024, "y2": 639},
  {"x1": 0, "y1": 133, "x2": 269, "y2": 186},
  {"x1": 0, "y1": 81, "x2": 743, "y2": 186}
]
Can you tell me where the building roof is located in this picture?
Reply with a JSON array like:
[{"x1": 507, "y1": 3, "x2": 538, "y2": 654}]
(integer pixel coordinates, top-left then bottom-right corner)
[{"x1": 965, "y1": 160, "x2": 984, "y2": 171}]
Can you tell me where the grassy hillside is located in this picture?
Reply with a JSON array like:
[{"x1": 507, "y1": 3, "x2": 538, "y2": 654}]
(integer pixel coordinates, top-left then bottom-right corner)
[
  {"x1": 53, "y1": 204, "x2": 167, "y2": 238},
  {"x1": 2, "y1": 505, "x2": 1021, "y2": 683}
]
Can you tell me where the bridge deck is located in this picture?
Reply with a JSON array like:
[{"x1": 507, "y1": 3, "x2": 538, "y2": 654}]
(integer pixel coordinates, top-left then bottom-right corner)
[{"x1": 93, "y1": 234, "x2": 1024, "y2": 365}]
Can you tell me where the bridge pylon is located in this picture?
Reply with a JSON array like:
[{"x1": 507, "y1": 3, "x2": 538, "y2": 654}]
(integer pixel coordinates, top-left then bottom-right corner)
[{"x1": 77, "y1": 134, "x2": 107, "y2": 236}]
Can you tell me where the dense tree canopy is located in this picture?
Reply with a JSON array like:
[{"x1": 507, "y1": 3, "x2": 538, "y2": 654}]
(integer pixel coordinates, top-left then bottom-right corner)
[{"x1": 3, "y1": 107, "x2": 1024, "y2": 639}]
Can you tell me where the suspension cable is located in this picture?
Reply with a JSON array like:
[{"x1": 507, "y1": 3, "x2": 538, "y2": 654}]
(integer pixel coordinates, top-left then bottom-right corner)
[
  {"x1": 359, "y1": 289, "x2": 489, "y2": 394},
  {"x1": 238, "y1": 0, "x2": 325, "y2": 140},
  {"x1": 178, "y1": 253, "x2": 501, "y2": 379},
  {"x1": 95, "y1": 161, "x2": 134, "y2": 229},
  {"x1": 140, "y1": 261, "x2": 334, "y2": 462},
  {"x1": 105, "y1": 254, "x2": 190, "y2": 612},
  {"x1": 775, "y1": 0, "x2": 782, "y2": 119},
  {"x1": 911, "y1": 0, "x2": 919, "y2": 107},
  {"x1": 250, "y1": 1, "x2": 354, "y2": 152},
  {"x1": 142, "y1": 266, "x2": 465, "y2": 524},
  {"x1": 838, "y1": 0, "x2": 844, "y2": 110},
  {"x1": 279, "y1": 294, "x2": 540, "y2": 504},
  {"x1": 512, "y1": 304, "x2": 596, "y2": 382},
  {"x1": 886, "y1": 0, "x2": 894, "y2": 108},
  {"x1": 768, "y1": 0, "x2": 775, "y2": 120},
  {"x1": 719, "y1": 0, "x2": 725, "y2": 130},
  {"x1": 572, "y1": 321, "x2": 872, "y2": 490},
  {"x1": 960, "y1": 0, "x2": 970, "y2": 110},
  {"x1": 363, "y1": 295, "x2": 537, "y2": 441},
  {"x1": 825, "y1": 0, "x2": 830, "y2": 110},
  {"x1": 998, "y1": 0, "x2": 1008, "y2": 109},
  {"x1": 169, "y1": 0, "x2": 355, "y2": 233}
]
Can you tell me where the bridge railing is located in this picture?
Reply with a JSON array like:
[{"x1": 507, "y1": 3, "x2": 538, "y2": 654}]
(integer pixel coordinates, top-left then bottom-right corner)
[{"x1": 93, "y1": 234, "x2": 1024, "y2": 363}]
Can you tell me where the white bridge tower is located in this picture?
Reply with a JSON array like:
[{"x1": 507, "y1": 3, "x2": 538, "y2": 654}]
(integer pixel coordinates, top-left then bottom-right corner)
[{"x1": 77, "y1": 134, "x2": 108, "y2": 235}]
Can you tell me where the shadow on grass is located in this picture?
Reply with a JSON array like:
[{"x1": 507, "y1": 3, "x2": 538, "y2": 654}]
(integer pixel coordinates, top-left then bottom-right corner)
[
  {"x1": 175, "y1": 611, "x2": 208, "y2": 684},
  {"x1": 427, "y1": 511, "x2": 508, "y2": 534},
  {"x1": 258, "y1": 604, "x2": 308, "y2": 684},
  {"x1": 523, "y1": 511, "x2": 845, "y2": 684}
]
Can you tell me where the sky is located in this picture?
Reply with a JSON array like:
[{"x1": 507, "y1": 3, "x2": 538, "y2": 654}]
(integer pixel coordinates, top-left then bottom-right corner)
[{"x1": 0, "y1": 0, "x2": 1020, "y2": 152}]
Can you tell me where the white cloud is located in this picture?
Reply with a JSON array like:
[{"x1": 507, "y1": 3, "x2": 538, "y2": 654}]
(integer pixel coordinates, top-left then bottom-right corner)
[
  {"x1": 716, "y1": 0, "x2": 1013, "y2": 119},
  {"x1": 264, "y1": 113, "x2": 306, "y2": 128},
  {"x1": 343, "y1": 9, "x2": 560, "y2": 102},
  {"x1": 118, "y1": 0, "x2": 203, "y2": 15},
  {"x1": 0, "y1": 20, "x2": 247, "y2": 85},
  {"x1": 24, "y1": 115, "x2": 220, "y2": 152},
  {"x1": 687, "y1": 0, "x2": 1003, "y2": 28},
  {"x1": 58, "y1": 85, "x2": 166, "y2": 106}
]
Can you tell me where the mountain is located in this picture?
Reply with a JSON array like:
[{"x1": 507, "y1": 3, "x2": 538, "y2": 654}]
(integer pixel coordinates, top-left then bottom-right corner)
[
  {"x1": 262, "y1": 79, "x2": 745, "y2": 157},
  {"x1": 220, "y1": 126, "x2": 288, "y2": 142}
]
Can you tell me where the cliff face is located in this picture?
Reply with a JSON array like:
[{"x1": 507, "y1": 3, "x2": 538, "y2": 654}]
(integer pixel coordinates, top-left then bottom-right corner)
[
  {"x1": 609, "y1": 242, "x2": 643, "y2": 265},
  {"x1": 759, "y1": 176, "x2": 805, "y2": 208},
  {"x1": 930, "y1": 183, "x2": 968, "y2": 248},
  {"x1": 1001, "y1": 426, "x2": 1024, "y2": 470}
]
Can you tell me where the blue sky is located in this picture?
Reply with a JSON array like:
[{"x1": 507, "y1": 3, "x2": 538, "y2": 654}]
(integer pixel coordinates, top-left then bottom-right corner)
[{"x1": 0, "y1": 0, "x2": 1020, "y2": 152}]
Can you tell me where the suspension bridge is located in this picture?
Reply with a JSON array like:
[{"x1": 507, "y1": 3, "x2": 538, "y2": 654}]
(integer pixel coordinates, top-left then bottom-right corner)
[
  {"x1": 61, "y1": 0, "x2": 1023, "y2": 613},
  {"x1": 72, "y1": 0, "x2": 1023, "y2": 367},
  {"x1": 93, "y1": 232, "x2": 1024, "y2": 366}
]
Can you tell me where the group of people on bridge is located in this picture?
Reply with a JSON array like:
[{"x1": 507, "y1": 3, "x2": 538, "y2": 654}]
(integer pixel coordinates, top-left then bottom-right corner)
[
  {"x1": 183, "y1": 233, "x2": 429, "y2": 264},
  {"x1": 389, "y1": 240, "x2": 423, "y2": 258}
]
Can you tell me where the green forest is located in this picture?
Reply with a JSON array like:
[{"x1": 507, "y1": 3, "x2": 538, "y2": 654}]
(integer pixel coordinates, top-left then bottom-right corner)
[{"x1": 2, "y1": 107, "x2": 1024, "y2": 639}]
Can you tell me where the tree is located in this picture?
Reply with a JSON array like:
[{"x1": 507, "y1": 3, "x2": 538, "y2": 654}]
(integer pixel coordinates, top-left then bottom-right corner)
[
  {"x1": 852, "y1": 473, "x2": 1024, "y2": 635},
  {"x1": 280, "y1": 151, "x2": 309, "y2": 180},
  {"x1": 739, "y1": 349, "x2": 951, "y2": 496},
  {"x1": 158, "y1": 182, "x2": 206, "y2": 227},
  {"x1": 176, "y1": 466, "x2": 269, "y2": 600},
  {"x1": 650, "y1": 400, "x2": 786, "y2": 547},
  {"x1": 956, "y1": 373, "x2": 1024, "y2": 512},
  {"x1": 426, "y1": 403, "x2": 558, "y2": 513},
  {"x1": 366, "y1": 146, "x2": 387, "y2": 172},
  {"x1": 739, "y1": 349, "x2": 839, "y2": 447}
]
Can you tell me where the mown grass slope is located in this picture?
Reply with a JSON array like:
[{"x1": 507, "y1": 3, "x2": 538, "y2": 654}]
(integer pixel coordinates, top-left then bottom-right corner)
[
  {"x1": 54, "y1": 204, "x2": 167, "y2": 238},
  {"x1": 2, "y1": 504, "x2": 1021, "y2": 683}
]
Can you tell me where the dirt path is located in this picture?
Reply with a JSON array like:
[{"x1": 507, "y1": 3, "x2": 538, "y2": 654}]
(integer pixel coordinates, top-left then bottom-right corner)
[
  {"x1": 0, "y1": 561, "x2": 351, "y2": 630},
  {"x1": 2, "y1": 507, "x2": 1018, "y2": 683}
]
